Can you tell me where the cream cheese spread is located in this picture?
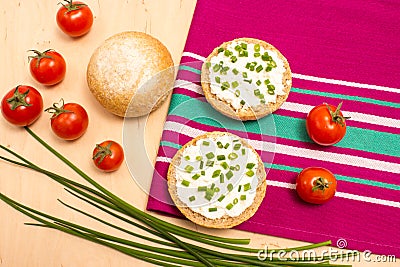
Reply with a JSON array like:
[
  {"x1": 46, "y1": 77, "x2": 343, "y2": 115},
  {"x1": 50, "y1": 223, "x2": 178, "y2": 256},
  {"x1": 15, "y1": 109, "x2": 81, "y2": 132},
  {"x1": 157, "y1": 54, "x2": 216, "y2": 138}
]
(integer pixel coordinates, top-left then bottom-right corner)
[
  {"x1": 207, "y1": 41, "x2": 286, "y2": 110},
  {"x1": 175, "y1": 135, "x2": 260, "y2": 219}
]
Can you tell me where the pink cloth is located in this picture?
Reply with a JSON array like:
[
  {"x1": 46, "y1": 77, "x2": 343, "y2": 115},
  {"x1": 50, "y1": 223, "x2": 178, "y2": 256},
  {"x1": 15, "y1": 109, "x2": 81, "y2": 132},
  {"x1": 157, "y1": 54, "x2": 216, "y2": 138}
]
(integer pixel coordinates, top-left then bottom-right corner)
[{"x1": 147, "y1": 0, "x2": 400, "y2": 257}]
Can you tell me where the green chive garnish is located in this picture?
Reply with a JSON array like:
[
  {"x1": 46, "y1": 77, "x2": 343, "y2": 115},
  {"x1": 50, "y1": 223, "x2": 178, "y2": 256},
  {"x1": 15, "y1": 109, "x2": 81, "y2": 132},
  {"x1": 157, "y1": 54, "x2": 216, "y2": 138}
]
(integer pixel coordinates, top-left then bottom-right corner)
[
  {"x1": 198, "y1": 186, "x2": 207, "y2": 191},
  {"x1": 242, "y1": 72, "x2": 248, "y2": 78},
  {"x1": 184, "y1": 165, "x2": 194, "y2": 173},
  {"x1": 217, "y1": 47, "x2": 224, "y2": 53},
  {"x1": 256, "y1": 80, "x2": 262, "y2": 86},
  {"x1": 244, "y1": 79, "x2": 252, "y2": 84},
  {"x1": 202, "y1": 141, "x2": 210, "y2": 146},
  {"x1": 244, "y1": 183, "x2": 251, "y2": 191},
  {"x1": 234, "y1": 44, "x2": 241, "y2": 51},
  {"x1": 256, "y1": 65, "x2": 263, "y2": 73},
  {"x1": 233, "y1": 143, "x2": 241, "y2": 150},
  {"x1": 240, "y1": 195, "x2": 246, "y2": 200},
  {"x1": 232, "y1": 81, "x2": 239, "y2": 88},
  {"x1": 241, "y1": 148, "x2": 246, "y2": 155},
  {"x1": 218, "y1": 195, "x2": 226, "y2": 202},
  {"x1": 246, "y1": 163, "x2": 255, "y2": 169},
  {"x1": 209, "y1": 207, "x2": 217, "y2": 212},
  {"x1": 229, "y1": 166, "x2": 235, "y2": 170},
  {"x1": 226, "y1": 203, "x2": 234, "y2": 210},
  {"x1": 184, "y1": 155, "x2": 190, "y2": 161},
  {"x1": 213, "y1": 64, "x2": 221, "y2": 72},
  {"x1": 201, "y1": 170, "x2": 205, "y2": 175},
  {"x1": 245, "y1": 62, "x2": 251, "y2": 69},
  {"x1": 189, "y1": 196, "x2": 196, "y2": 202},
  {"x1": 206, "y1": 152, "x2": 214, "y2": 159},
  {"x1": 231, "y1": 56, "x2": 237, "y2": 63},
  {"x1": 266, "y1": 66, "x2": 273, "y2": 72},
  {"x1": 254, "y1": 52, "x2": 260, "y2": 57},
  {"x1": 233, "y1": 198, "x2": 238, "y2": 205},
  {"x1": 224, "y1": 50, "x2": 232, "y2": 56},
  {"x1": 217, "y1": 155, "x2": 225, "y2": 161},
  {"x1": 192, "y1": 174, "x2": 200, "y2": 180},
  {"x1": 181, "y1": 180, "x2": 190, "y2": 187},
  {"x1": 224, "y1": 143, "x2": 230, "y2": 149},
  {"x1": 234, "y1": 89, "x2": 240, "y2": 97},
  {"x1": 232, "y1": 68, "x2": 239, "y2": 75},
  {"x1": 199, "y1": 161, "x2": 204, "y2": 169},
  {"x1": 254, "y1": 89, "x2": 261, "y2": 96},
  {"x1": 260, "y1": 99, "x2": 266, "y2": 104},
  {"x1": 215, "y1": 76, "x2": 221, "y2": 83},
  {"x1": 212, "y1": 170, "x2": 221, "y2": 178},
  {"x1": 254, "y1": 43, "x2": 260, "y2": 52},
  {"x1": 227, "y1": 183, "x2": 233, "y2": 192},
  {"x1": 217, "y1": 141, "x2": 223, "y2": 148},
  {"x1": 221, "y1": 66, "x2": 230, "y2": 75},
  {"x1": 246, "y1": 170, "x2": 254, "y2": 177},
  {"x1": 220, "y1": 162, "x2": 228, "y2": 170},
  {"x1": 205, "y1": 62, "x2": 211, "y2": 68},
  {"x1": 241, "y1": 43, "x2": 247, "y2": 50},
  {"x1": 196, "y1": 156, "x2": 202, "y2": 161},
  {"x1": 220, "y1": 173, "x2": 225, "y2": 183},
  {"x1": 206, "y1": 160, "x2": 214, "y2": 167},
  {"x1": 240, "y1": 100, "x2": 246, "y2": 105},
  {"x1": 258, "y1": 93, "x2": 264, "y2": 99},
  {"x1": 264, "y1": 79, "x2": 270, "y2": 85},
  {"x1": 267, "y1": 84, "x2": 275, "y2": 90},
  {"x1": 238, "y1": 185, "x2": 242, "y2": 192},
  {"x1": 226, "y1": 170, "x2": 234, "y2": 180},
  {"x1": 235, "y1": 164, "x2": 240, "y2": 171},
  {"x1": 228, "y1": 153, "x2": 238, "y2": 160}
]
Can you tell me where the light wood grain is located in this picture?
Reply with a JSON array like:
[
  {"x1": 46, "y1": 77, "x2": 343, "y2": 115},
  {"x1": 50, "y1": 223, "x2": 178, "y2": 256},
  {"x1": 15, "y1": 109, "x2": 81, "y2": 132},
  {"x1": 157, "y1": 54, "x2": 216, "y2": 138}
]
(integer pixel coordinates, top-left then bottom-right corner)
[{"x1": 0, "y1": 1, "x2": 397, "y2": 266}]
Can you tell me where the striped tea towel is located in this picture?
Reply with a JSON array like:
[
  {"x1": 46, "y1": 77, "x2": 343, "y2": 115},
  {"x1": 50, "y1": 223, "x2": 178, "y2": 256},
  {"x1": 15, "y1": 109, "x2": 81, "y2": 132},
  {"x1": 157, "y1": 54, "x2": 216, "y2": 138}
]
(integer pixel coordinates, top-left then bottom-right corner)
[{"x1": 147, "y1": 0, "x2": 400, "y2": 257}]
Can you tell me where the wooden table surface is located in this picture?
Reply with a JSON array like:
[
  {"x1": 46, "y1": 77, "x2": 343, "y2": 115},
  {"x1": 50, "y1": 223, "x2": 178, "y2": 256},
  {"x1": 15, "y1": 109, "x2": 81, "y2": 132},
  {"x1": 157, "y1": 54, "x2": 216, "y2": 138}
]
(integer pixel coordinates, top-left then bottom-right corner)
[{"x1": 0, "y1": 1, "x2": 397, "y2": 266}]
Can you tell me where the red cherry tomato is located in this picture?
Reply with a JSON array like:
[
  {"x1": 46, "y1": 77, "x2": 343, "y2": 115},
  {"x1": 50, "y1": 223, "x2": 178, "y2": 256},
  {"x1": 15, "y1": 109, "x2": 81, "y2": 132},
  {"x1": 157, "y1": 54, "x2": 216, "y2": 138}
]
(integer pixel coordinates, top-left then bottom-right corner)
[
  {"x1": 296, "y1": 167, "x2": 337, "y2": 204},
  {"x1": 56, "y1": 0, "x2": 93, "y2": 37},
  {"x1": 46, "y1": 99, "x2": 88, "y2": 140},
  {"x1": 306, "y1": 102, "x2": 349, "y2": 146},
  {"x1": 28, "y1": 49, "x2": 66, "y2": 86},
  {"x1": 1, "y1": 85, "x2": 43, "y2": 126},
  {"x1": 92, "y1": 140, "x2": 125, "y2": 172}
]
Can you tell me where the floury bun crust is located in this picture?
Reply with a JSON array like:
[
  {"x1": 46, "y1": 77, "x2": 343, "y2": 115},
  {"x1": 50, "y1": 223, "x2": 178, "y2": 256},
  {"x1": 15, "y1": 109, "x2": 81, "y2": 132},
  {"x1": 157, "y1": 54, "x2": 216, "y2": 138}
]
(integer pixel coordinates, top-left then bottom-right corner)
[
  {"x1": 87, "y1": 31, "x2": 174, "y2": 117},
  {"x1": 167, "y1": 131, "x2": 267, "y2": 229},
  {"x1": 201, "y1": 38, "x2": 292, "y2": 121}
]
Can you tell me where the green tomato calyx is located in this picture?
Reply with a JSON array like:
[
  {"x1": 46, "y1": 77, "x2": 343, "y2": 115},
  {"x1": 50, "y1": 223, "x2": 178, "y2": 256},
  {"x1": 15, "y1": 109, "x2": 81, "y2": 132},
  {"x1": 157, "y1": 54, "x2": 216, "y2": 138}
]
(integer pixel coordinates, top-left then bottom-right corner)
[
  {"x1": 93, "y1": 142, "x2": 113, "y2": 164},
  {"x1": 6, "y1": 86, "x2": 32, "y2": 110}
]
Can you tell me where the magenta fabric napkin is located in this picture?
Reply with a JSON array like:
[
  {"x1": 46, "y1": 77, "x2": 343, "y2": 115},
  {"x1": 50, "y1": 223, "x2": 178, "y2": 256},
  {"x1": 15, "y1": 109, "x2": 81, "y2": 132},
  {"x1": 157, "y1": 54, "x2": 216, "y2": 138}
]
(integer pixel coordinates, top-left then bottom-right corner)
[{"x1": 147, "y1": 0, "x2": 400, "y2": 257}]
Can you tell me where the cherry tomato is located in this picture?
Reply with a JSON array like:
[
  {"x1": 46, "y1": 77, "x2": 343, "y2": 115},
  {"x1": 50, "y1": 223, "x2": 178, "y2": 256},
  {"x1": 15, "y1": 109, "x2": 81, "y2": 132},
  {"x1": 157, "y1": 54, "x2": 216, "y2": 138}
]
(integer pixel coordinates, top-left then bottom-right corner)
[
  {"x1": 1, "y1": 85, "x2": 43, "y2": 126},
  {"x1": 56, "y1": 0, "x2": 93, "y2": 37},
  {"x1": 306, "y1": 102, "x2": 350, "y2": 146},
  {"x1": 296, "y1": 167, "x2": 337, "y2": 204},
  {"x1": 92, "y1": 140, "x2": 125, "y2": 172},
  {"x1": 28, "y1": 49, "x2": 66, "y2": 86},
  {"x1": 46, "y1": 99, "x2": 88, "y2": 140}
]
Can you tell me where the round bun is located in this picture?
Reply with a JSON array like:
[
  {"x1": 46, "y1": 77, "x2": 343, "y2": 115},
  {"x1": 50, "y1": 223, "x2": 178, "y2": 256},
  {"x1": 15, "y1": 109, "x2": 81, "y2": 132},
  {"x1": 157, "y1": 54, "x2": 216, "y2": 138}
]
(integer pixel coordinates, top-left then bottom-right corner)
[
  {"x1": 87, "y1": 31, "x2": 174, "y2": 117},
  {"x1": 201, "y1": 38, "x2": 292, "y2": 121},
  {"x1": 167, "y1": 131, "x2": 267, "y2": 228}
]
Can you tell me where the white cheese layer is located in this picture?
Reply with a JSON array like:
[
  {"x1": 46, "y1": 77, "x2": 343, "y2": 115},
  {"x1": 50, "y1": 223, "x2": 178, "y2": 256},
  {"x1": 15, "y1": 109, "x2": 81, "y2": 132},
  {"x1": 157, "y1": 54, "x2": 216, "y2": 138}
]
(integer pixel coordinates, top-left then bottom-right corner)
[
  {"x1": 207, "y1": 41, "x2": 287, "y2": 110},
  {"x1": 175, "y1": 135, "x2": 260, "y2": 219}
]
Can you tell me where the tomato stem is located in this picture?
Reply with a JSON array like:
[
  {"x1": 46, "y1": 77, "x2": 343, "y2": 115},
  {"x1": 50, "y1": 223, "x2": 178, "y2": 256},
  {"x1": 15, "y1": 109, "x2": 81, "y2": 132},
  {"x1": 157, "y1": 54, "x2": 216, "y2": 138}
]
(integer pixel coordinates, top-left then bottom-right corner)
[
  {"x1": 45, "y1": 99, "x2": 73, "y2": 118},
  {"x1": 326, "y1": 102, "x2": 350, "y2": 127},
  {"x1": 28, "y1": 49, "x2": 53, "y2": 68},
  {"x1": 311, "y1": 177, "x2": 332, "y2": 192},
  {"x1": 6, "y1": 85, "x2": 32, "y2": 110},
  {"x1": 93, "y1": 142, "x2": 113, "y2": 164},
  {"x1": 59, "y1": 0, "x2": 87, "y2": 13}
]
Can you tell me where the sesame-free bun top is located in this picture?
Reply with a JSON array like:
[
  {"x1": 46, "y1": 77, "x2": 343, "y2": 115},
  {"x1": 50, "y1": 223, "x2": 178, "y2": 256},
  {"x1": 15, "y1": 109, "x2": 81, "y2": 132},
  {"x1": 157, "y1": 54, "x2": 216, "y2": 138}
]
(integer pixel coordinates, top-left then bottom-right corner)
[
  {"x1": 87, "y1": 31, "x2": 174, "y2": 117},
  {"x1": 201, "y1": 38, "x2": 292, "y2": 121}
]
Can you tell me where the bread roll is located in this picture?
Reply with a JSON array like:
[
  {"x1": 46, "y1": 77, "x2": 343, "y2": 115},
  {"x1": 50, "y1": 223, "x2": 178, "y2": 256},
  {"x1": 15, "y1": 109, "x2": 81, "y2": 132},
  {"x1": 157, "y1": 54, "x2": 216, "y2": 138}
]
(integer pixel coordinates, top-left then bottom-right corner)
[
  {"x1": 167, "y1": 131, "x2": 266, "y2": 228},
  {"x1": 201, "y1": 38, "x2": 292, "y2": 120},
  {"x1": 87, "y1": 31, "x2": 174, "y2": 117}
]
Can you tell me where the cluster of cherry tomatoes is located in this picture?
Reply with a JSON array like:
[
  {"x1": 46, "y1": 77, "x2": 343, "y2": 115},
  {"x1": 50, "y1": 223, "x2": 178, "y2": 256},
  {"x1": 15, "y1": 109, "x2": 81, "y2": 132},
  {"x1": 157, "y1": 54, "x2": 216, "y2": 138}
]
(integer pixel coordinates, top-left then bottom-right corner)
[
  {"x1": 1, "y1": 0, "x2": 124, "y2": 172},
  {"x1": 295, "y1": 102, "x2": 349, "y2": 204}
]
